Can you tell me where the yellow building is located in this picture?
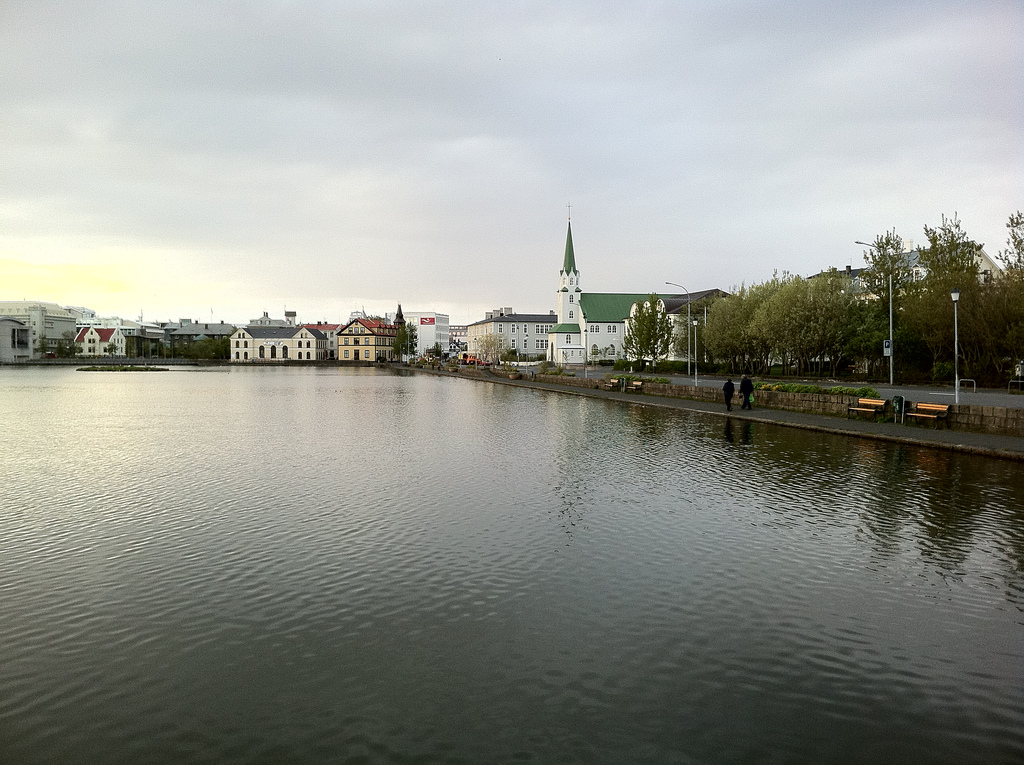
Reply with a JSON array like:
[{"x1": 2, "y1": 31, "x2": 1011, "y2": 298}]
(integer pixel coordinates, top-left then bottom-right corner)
[{"x1": 338, "y1": 318, "x2": 399, "y2": 362}]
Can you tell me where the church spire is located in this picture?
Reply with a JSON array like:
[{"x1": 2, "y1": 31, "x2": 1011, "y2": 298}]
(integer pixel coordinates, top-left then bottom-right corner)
[{"x1": 562, "y1": 220, "x2": 577, "y2": 275}]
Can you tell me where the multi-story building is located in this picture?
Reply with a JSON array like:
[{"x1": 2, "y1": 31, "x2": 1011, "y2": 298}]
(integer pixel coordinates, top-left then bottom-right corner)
[
  {"x1": 338, "y1": 317, "x2": 399, "y2": 362},
  {"x1": 169, "y1": 322, "x2": 236, "y2": 355},
  {"x1": 467, "y1": 308, "x2": 558, "y2": 360},
  {"x1": 448, "y1": 325, "x2": 467, "y2": 352},
  {"x1": 0, "y1": 317, "x2": 31, "y2": 363},
  {"x1": 229, "y1": 325, "x2": 327, "y2": 361},
  {"x1": 0, "y1": 301, "x2": 78, "y2": 358},
  {"x1": 301, "y1": 323, "x2": 342, "y2": 360},
  {"x1": 402, "y1": 312, "x2": 450, "y2": 356},
  {"x1": 74, "y1": 326, "x2": 127, "y2": 357},
  {"x1": 547, "y1": 221, "x2": 724, "y2": 364}
]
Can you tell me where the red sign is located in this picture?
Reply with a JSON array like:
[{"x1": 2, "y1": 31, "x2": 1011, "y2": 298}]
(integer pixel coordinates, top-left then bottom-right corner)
[{"x1": 420, "y1": 317, "x2": 435, "y2": 325}]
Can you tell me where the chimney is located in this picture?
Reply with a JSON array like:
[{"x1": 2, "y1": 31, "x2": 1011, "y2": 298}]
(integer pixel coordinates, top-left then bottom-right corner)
[{"x1": 846, "y1": 265, "x2": 852, "y2": 275}]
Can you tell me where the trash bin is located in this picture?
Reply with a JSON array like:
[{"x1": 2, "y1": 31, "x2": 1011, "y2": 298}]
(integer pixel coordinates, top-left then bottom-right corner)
[{"x1": 891, "y1": 395, "x2": 905, "y2": 424}]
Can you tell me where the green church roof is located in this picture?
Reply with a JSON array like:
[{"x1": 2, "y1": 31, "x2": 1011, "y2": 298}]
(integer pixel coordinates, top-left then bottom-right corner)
[
  {"x1": 578, "y1": 293, "x2": 671, "y2": 323},
  {"x1": 561, "y1": 221, "x2": 577, "y2": 275},
  {"x1": 549, "y1": 323, "x2": 581, "y2": 334}
]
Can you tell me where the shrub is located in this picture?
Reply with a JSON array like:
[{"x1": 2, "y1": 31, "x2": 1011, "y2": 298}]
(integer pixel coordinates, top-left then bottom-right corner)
[{"x1": 753, "y1": 382, "x2": 880, "y2": 398}]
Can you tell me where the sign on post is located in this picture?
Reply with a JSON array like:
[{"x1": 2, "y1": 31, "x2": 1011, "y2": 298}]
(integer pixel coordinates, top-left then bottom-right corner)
[{"x1": 883, "y1": 339, "x2": 892, "y2": 357}]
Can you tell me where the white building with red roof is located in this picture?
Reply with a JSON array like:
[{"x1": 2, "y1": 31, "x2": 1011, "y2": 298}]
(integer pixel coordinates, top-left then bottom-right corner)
[
  {"x1": 302, "y1": 323, "x2": 342, "y2": 360},
  {"x1": 74, "y1": 326, "x2": 126, "y2": 357}
]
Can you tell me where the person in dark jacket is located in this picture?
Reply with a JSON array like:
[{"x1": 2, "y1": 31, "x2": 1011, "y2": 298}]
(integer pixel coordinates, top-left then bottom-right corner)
[
  {"x1": 722, "y1": 379, "x2": 735, "y2": 411},
  {"x1": 739, "y1": 375, "x2": 754, "y2": 409}
]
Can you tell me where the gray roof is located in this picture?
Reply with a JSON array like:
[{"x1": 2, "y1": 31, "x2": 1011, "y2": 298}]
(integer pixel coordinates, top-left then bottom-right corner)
[
  {"x1": 172, "y1": 322, "x2": 236, "y2": 337},
  {"x1": 239, "y1": 326, "x2": 302, "y2": 340},
  {"x1": 468, "y1": 313, "x2": 559, "y2": 327}
]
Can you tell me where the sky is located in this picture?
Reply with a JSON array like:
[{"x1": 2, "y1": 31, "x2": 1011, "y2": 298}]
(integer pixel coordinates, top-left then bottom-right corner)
[{"x1": 1, "y1": 1, "x2": 1021, "y2": 325}]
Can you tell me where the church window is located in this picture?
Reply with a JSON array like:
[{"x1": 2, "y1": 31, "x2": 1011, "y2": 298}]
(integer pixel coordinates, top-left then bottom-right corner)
[
  {"x1": 566, "y1": 335, "x2": 572, "y2": 343},
  {"x1": 569, "y1": 311, "x2": 573, "y2": 319},
  {"x1": 569, "y1": 294, "x2": 573, "y2": 303},
  {"x1": 609, "y1": 344, "x2": 615, "y2": 354},
  {"x1": 592, "y1": 345, "x2": 599, "y2": 354}
]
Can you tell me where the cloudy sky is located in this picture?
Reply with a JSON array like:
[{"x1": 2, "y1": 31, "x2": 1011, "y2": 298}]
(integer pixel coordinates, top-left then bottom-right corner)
[{"x1": 1, "y1": 1, "x2": 1021, "y2": 325}]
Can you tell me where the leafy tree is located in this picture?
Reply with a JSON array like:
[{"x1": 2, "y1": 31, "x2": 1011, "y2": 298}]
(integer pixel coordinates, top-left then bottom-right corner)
[
  {"x1": 860, "y1": 229, "x2": 914, "y2": 317},
  {"x1": 904, "y1": 214, "x2": 982, "y2": 371},
  {"x1": 392, "y1": 323, "x2": 418, "y2": 359},
  {"x1": 55, "y1": 330, "x2": 80, "y2": 358},
  {"x1": 997, "y1": 210, "x2": 1024, "y2": 272},
  {"x1": 623, "y1": 294, "x2": 673, "y2": 370},
  {"x1": 182, "y1": 336, "x2": 231, "y2": 359},
  {"x1": 476, "y1": 333, "x2": 502, "y2": 363}
]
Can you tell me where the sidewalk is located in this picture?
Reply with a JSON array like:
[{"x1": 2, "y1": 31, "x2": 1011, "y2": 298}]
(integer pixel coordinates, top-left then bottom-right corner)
[{"x1": 432, "y1": 367, "x2": 1024, "y2": 461}]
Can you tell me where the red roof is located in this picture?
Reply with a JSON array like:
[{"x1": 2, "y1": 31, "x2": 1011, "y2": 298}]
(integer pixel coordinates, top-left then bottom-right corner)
[{"x1": 75, "y1": 327, "x2": 118, "y2": 342}]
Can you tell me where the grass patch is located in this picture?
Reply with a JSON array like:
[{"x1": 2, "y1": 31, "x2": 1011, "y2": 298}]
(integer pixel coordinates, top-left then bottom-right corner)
[
  {"x1": 754, "y1": 382, "x2": 879, "y2": 398},
  {"x1": 77, "y1": 365, "x2": 168, "y2": 372}
]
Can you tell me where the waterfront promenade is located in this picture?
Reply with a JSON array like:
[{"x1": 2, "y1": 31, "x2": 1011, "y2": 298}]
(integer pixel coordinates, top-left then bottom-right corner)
[{"x1": 421, "y1": 367, "x2": 1024, "y2": 461}]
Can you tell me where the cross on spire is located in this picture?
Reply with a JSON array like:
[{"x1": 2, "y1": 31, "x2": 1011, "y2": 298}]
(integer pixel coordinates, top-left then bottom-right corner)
[{"x1": 566, "y1": 201, "x2": 572, "y2": 220}]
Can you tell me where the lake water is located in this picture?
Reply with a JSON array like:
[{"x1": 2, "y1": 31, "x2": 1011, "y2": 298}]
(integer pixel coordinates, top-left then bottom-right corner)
[{"x1": 1, "y1": 366, "x2": 1022, "y2": 764}]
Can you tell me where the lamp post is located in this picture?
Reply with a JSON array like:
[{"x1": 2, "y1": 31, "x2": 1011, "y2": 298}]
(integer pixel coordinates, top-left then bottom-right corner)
[
  {"x1": 856, "y1": 241, "x2": 894, "y2": 386},
  {"x1": 951, "y1": 288, "x2": 960, "y2": 404},
  {"x1": 665, "y1": 282, "x2": 691, "y2": 374},
  {"x1": 692, "y1": 318, "x2": 699, "y2": 386}
]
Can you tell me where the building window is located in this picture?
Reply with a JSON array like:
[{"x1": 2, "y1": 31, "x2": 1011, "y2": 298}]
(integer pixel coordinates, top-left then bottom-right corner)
[
  {"x1": 364, "y1": 350, "x2": 370, "y2": 359},
  {"x1": 235, "y1": 352, "x2": 239, "y2": 359},
  {"x1": 307, "y1": 351, "x2": 311, "y2": 359},
  {"x1": 511, "y1": 339, "x2": 516, "y2": 349},
  {"x1": 244, "y1": 352, "x2": 248, "y2": 360},
  {"x1": 568, "y1": 311, "x2": 573, "y2": 319},
  {"x1": 235, "y1": 340, "x2": 239, "y2": 347},
  {"x1": 566, "y1": 335, "x2": 572, "y2": 343},
  {"x1": 498, "y1": 325, "x2": 503, "y2": 333},
  {"x1": 511, "y1": 324, "x2": 516, "y2": 333},
  {"x1": 344, "y1": 350, "x2": 349, "y2": 358},
  {"x1": 259, "y1": 346, "x2": 265, "y2": 358},
  {"x1": 244, "y1": 340, "x2": 248, "y2": 347},
  {"x1": 609, "y1": 344, "x2": 615, "y2": 354}
]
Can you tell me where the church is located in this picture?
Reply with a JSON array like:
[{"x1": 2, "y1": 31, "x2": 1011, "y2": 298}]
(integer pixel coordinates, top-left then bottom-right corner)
[{"x1": 546, "y1": 220, "x2": 722, "y2": 365}]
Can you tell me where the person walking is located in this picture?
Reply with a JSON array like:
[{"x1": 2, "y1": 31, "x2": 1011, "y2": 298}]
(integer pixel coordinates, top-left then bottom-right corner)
[
  {"x1": 739, "y1": 375, "x2": 754, "y2": 410},
  {"x1": 722, "y1": 378, "x2": 735, "y2": 411}
]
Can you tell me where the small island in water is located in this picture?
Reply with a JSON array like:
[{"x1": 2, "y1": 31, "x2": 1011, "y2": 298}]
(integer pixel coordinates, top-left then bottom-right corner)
[{"x1": 77, "y1": 365, "x2": 169, "y2": 372}]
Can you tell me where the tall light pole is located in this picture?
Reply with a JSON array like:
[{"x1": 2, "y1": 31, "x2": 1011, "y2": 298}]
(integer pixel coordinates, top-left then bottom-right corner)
[
  {"x1": 692, "y1": 318, "x2": 699, "y2": 386},
  {"x1": 951, "y1": 288, "x2": 960, "y2": 404},
  {"x1": 856, "y1": 241, "x2": 894, "y2": 385},
  {"x1": 665, "y1": 282, "x2": 690, "y2": 374}
]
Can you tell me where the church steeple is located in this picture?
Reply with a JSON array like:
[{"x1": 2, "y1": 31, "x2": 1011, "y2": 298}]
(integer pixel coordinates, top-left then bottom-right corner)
[{"x1": 561, "y1": 220, "x2": 577, "y2": 276}]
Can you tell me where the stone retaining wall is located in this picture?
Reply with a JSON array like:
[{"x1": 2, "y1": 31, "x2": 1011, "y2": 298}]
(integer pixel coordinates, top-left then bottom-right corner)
[{"x1": 530, "y1": 374, "x2": 1023, "y2": 437}]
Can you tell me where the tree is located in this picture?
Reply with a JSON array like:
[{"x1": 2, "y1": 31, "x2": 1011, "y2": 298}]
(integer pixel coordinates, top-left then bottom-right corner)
[
  {"x1": 860, "y1": 229, "x2": 914, "y2": 316},
  {"x1": 55, "y1": 330, "x2": 80, "y2": 358},
  {"x1": 998, "y1": 210, "x2": 1024, "y2": 272},
  {"x1": 476, "y1": 333, "x2": 502, "y2": 364},
  {"x1": 622, "y1": 294, "x2": 673, "y2": 370},
  {"x1": 392, "y1": 323, "x2": 418, "y2": 360}
]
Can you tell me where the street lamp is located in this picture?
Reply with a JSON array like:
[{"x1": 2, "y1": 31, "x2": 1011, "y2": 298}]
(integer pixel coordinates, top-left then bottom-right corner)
[
  {"x1": 692, "y1": 318, "x2": 698, "y2": 386},
  {"x1": 665, "y1": 282, "x2": 691, "y2": 374},
  {"x1": 856, "y1": 240, "x2": 894, "y2": 386},
  {"x1": 951, "y1": 287, "x2": 960, "y2": 404}
]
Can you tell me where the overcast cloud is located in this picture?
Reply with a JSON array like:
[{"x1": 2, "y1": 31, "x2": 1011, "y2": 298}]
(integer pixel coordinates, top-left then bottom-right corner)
[{"x1": 1, "y1": 1, "x2": 1021, "y2": 324}]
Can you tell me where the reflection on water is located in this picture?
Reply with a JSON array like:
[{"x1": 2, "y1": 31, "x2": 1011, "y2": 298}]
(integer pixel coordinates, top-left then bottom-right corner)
[{"x1": 0, "y1": 366, "x2": 1022, "y2": 764}]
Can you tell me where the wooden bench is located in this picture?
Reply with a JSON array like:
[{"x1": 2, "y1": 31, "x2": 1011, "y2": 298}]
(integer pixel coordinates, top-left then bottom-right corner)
[
  {"x1": 627, "y1": 380, "x2": 644, "y2": 393},
  {"x1": 905, "y1": 402, "x2": 950, "y2": 427},
  {"x1": 847, "y1": 398, "x2": 887, "y2": 419},
  {"x1": 602, "y1": 377, "x2": 621, "y2": 391}
]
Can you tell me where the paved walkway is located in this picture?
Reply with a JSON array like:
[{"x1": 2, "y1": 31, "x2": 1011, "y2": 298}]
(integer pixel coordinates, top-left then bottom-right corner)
[{"x1": 419, "y1": 367, "x2": 1024, "y2": 461}]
